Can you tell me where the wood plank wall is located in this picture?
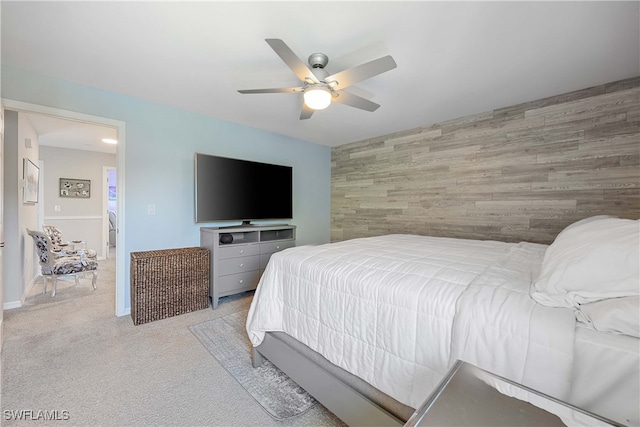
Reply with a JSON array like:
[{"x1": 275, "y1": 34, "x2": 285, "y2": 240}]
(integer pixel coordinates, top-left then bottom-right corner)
[{"x1": 331, "y1": 77, "x2": 640, "y2": 244}]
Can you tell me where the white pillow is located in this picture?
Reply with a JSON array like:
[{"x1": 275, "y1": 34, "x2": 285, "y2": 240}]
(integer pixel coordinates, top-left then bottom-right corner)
[
  {"x1": 575, "y1": 296, "x2": 640, "y2": 338},
  {"x1": 531, "y1": 217, "x2": 639, "y2": 308},
  {"x1": 555, "y1": 215, "x2": 612, "y2": 238}
]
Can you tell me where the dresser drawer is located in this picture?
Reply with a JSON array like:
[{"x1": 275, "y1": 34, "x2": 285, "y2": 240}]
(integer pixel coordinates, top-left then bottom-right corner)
[
  {"x1": 218, "y1": 270, "x2": 261, "y2": 294},
  {"x1": 201, "y1": 225, "x2": 296, "y2": 309},
  {"x1": 218, "y1": 244, "x2": 259, "y2": 260},
  {"x1": 260, "y1": 240, "x2": 295, "y2": 255},
  {"x1": 218, "y1": 255, "x2": 259, "y2": 276}
]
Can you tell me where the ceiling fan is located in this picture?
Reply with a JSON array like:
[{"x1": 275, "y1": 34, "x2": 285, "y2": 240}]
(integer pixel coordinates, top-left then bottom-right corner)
[{"x1": 238, "y1": 39, "x2": 397, "y2": 120}]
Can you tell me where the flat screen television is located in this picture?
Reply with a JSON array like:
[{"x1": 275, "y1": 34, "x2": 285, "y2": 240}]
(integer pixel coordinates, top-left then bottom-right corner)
[{"x1": 195, "y1": 153, "x2": 293, "y2": 223}]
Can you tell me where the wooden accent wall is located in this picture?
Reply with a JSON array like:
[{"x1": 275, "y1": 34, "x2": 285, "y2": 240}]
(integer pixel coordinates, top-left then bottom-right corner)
[{"x1": 331, "y1": 77, "x2": 639, "y2": 244}]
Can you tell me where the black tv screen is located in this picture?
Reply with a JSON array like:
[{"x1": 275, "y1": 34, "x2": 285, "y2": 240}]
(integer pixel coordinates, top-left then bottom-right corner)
[{"x1": 195, "y1": 153, "x2": 293, "y2": 223}]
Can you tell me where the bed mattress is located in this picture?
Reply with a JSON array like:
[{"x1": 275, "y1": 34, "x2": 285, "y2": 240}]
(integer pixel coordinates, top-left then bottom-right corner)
[
  {"x1": 568, "y1": 325, "x2": 639, "y2": 426},
  {"x1": 246, "y1": 234, "x2": 576, "y2": 409}
]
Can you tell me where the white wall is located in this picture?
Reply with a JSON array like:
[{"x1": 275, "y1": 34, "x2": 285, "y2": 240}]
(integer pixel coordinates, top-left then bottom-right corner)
[
  {"x1": 40, "y1": 146, "x2": 116, "y2": 258},
  {"x1": 3, "y1": 111, "x2": 39, "y2": 306}
]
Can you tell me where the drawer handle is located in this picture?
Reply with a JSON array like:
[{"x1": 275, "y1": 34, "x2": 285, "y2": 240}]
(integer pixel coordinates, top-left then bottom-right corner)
[
  {"x1": 239, "y1": 249, "x2": 244, "y2": 254},
  {"x1": 239, "y1": 263, "x2": 244, "y2": 268},
  {"x1": 239, "y1": 279, "x2": 244, "y2": 284}
]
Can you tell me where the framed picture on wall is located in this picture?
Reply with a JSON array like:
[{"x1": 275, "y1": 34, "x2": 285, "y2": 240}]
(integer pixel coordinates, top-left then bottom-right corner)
[
  {"x1": 23, "y1": 158, "x2": 39, "y2": 204},
  {"x1": 60, "y1": 178, "x2": 91, "y2": 198}
]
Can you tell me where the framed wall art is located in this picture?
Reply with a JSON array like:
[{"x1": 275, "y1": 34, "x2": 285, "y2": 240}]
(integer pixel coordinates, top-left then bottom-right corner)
[
  {"x1": 60, "y1": 178, "x2": 91, "y2": 198},
  {"x1": 23, "y1": 158, "x2": 40, "y2": 204}
]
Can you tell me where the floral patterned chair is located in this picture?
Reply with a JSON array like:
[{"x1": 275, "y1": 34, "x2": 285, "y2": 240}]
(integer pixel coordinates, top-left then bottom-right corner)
[
  {"x1": 42, "y1": 224, "x2": 98, "y2": 259},
  {"x1": 27, "y1": 229, "x2": 98, "y2": 297}
]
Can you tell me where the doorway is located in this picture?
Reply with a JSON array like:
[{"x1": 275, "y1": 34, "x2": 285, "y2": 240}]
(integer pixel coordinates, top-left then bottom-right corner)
[{"x1": 2, "y1": 98, "x2": 126, "y2": 317}]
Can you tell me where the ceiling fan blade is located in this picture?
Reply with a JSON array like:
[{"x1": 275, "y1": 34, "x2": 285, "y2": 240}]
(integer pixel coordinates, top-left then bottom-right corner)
[
  {"x1": 325, "y1": 55, "x2": 397, "y2": 90},
  {"x1": 333, "y1": 90, "x2": 380, "y2": 112},
  {"x1": 238, "y1": 87, "x2": 303, "y2": 94},
  {"x1": 300, "y1": 104, "x2": 314, "y2": 120},
  {"x1": 265, "y1": 39, "x2": 319, "y2": 84}
]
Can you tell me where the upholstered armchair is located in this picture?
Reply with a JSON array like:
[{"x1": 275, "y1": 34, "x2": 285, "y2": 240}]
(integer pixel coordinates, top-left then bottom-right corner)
[
  {"x1": 27, "y1": 229, "x2": 98, "y2": 297},
  {"x1": 42, "y1": 224, "x2": 98, "y2": 259}
]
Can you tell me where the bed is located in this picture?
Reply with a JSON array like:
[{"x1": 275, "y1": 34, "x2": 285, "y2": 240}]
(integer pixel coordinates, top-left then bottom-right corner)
[{"x1": 246, "y1": 217, "x2": 639, "y2": 426}]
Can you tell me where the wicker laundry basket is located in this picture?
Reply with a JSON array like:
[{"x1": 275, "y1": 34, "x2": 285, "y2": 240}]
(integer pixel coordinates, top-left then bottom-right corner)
[{"x1": 130, "y1": 247, "x2": 209, "y2": 325}]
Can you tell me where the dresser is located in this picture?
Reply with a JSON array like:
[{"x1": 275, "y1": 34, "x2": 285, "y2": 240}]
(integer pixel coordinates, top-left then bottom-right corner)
[{"x1": 200, "y1": 224, "x2": 296, "y2": 309}]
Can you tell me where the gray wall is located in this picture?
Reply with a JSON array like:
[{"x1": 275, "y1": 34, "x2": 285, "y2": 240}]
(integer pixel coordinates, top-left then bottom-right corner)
[
  {"x1": 332, "y1": 77, "x2": 639, "y2": 244},
  {"x1": 40, "y1": 146, "x2": 116, "y2": 258},
  {"x1": 3, "y1": 111, "x2": 40, "y2": 305}
]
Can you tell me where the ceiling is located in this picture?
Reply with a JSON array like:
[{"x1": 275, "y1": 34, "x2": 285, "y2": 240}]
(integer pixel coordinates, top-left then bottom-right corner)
[
  {"x1": 2, "y1": 1, "x2": 639, "y2": 148},
  {"x1": 25, "y1": 113, "x2": 118, "y2": 154}
]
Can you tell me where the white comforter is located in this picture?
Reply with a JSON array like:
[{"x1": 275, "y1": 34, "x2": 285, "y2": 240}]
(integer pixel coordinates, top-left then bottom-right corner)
[{"x1": 246, "y1": 234, "x2": 576, "y2": 409}]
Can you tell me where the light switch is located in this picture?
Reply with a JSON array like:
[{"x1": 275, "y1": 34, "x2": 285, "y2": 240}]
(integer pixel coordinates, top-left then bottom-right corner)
[
  {"x1": 54, "y1": 205, "x2": 61, "y2": 212},
  {"x1": 147, "y1": 204, "x2": 156, "y2": 215}
]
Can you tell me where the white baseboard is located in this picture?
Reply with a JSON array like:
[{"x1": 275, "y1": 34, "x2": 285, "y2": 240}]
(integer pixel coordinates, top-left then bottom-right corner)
[
  {"x1": 3, "y1": 300, "x2": 22, "y2": 310},
  {"x1": 4, "y1": 275, "x2": 39, "y2": 310}
]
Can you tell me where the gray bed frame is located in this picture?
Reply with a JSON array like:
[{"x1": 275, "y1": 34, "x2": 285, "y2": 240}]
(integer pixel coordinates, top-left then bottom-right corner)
[{"x1": 252, "y1": 331, "x2": 414, "y2": 426}]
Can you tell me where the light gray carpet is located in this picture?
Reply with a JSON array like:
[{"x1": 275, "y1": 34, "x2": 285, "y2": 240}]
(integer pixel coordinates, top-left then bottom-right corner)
[
  {"x1": 1, "y1": 249, "x2": 346, "y2": 426},
  {"x1": 190, "y1": 311, "x2": 317, "y2": 420}
]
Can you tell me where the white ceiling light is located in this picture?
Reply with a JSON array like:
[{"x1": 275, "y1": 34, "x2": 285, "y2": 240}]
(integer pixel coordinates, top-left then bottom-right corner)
[
  {"x1": 303, "y1": 86, "x2": 332, "y2": 110},
  {"x1": 102, "y1": 138, "x2": 118, "y2": 144}
]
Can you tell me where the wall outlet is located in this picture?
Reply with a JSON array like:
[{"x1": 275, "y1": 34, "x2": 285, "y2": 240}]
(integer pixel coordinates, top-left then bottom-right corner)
[
  {"x1": 147, "y1": 204, "x2": 156, "y2": 215},
  {"x1": 54, "y1": 205, "x2": 61, "y2": 212}
]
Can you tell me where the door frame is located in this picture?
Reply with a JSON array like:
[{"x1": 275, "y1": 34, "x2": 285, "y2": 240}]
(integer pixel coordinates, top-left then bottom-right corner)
[
  {"x1": 2, "y1": 98, "x2": 127, "y2": 317},
  {"x1": 103, "y1": 166, "x2": 116, "y2": 259}
]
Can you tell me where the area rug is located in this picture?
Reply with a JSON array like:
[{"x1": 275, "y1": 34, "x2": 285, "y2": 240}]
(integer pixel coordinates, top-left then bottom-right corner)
[{"x1": 189, "y1": 310, "x2": 317, "y2": 420}]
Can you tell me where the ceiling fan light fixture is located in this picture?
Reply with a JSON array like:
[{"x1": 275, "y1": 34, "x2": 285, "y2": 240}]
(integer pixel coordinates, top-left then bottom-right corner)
[
  {"x1": 304, "y1": 86, "x2": 332, "y2": 110},
  {"x1": 238, "y1": 39, "x2": 397, "y2": 119}
]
